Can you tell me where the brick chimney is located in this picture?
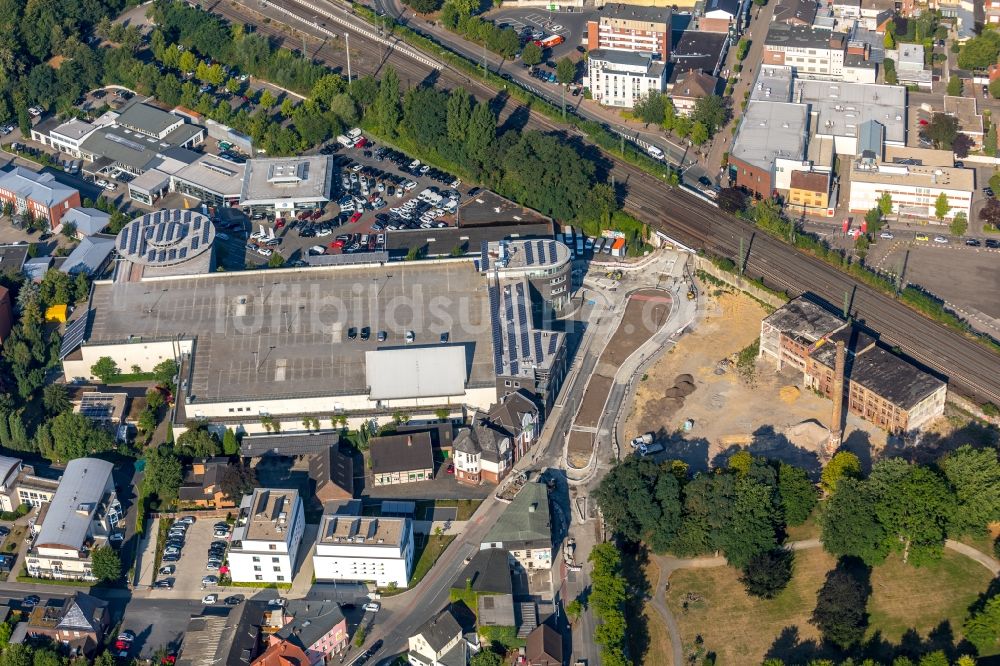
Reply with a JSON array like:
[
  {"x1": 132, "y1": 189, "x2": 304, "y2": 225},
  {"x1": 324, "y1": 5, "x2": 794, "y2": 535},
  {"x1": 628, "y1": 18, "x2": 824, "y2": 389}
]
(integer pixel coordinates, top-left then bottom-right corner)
[{"x1": 827, "y1": 340, "x2": 846, "y2": 454}]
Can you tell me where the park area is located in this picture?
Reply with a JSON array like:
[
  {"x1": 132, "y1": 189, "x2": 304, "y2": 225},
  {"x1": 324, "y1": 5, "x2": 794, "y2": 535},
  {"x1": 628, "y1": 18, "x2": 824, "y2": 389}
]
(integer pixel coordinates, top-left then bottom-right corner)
[{"x1": 664, "y1": 545, "x2": 995, "y2": 664}]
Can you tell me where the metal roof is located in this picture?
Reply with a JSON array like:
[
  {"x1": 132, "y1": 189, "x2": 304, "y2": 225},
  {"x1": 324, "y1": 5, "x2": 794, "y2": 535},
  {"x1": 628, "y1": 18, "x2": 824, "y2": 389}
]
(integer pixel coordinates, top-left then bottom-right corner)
[
  {"x1": 365, "y1": 346, "x2": 467, "y2": 400},
  {"x1": 62, "y1": 208, "x2": 111, "y2": 236},
  {"x1": 35, "y1": 458, "x2": 114, "y2": 551},
  {"x1": 483, "y1": 481, "x2": 551, "y2": 549},
  {"x1": 59, "y1": 236, "x2": 116, "y2": 276},
  {"x1": 0, "y1": 167, "x2": 77, "y2": 208}
]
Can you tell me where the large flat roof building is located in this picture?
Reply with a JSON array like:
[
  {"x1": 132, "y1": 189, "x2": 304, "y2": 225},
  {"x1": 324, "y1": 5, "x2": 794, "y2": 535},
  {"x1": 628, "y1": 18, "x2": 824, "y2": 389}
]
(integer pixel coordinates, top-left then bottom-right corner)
[
  {"x1": 313, "y1": 514, "x2": 415, "y2": 588},
  {"x1": 229, "y1": 488, "x2": 305, "y2": 584},
  {"x1": 730, "y1": 101, "x2": 810, "y2": 197},
  {"x1": 240, "y1": 156, "x2": 333, "y2": 218}
]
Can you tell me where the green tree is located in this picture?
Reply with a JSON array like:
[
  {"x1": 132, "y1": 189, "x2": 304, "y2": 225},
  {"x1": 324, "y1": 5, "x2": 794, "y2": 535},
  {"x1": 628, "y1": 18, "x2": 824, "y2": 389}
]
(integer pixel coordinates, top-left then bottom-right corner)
[
  {"x1": 143, "y1": 446, "x2": 182, "y2": 506},
  {"x1": 589, "y1": 543, "x2": 628, "y2": 666},
  {"x1": 778, "y1": 462, "x2": 817, "y2": 525},
  {"x1": 259, "y1": 89, "x2": 275, "y2": 108},
  {"x1": 878, "y1": 191, "x2": 893, "y2": 217},
  {"x1": 942, "y1": 445, "x2": 1000, "y2": 537},
  {"x1": 175, "y1": 425, "x2": 221, "y2": 457},
  {"x1": 869, "y1": 460, "x2": 956, "y2": 565},
  {"x1": 91, "y1": 545, "x2": 121, "y2": 582},
  {"x1": 950, "y1": 211, "x2": 968, "y2": 236},
  {"x1": 373, "y1": 66, "x2": 401, "y2": 139},
  {"x1": 739, "y1": 548, "x2": 794, "y2": 599},
  {"x1": 221, "y1": 463, "x2": 257, "y2": 501},
  {"x1": 594, "y1": 457, "x2": 682, "y2": 553},
  {"x1": 820, "y1": 477, "x2": 889, "y2": 566},
  {"x1": 153, "y1": 359, "x2": 179, "y2": 388},
  {"x1": 957, "y1": 31, "x2": 1000, "y2": 69},
  {"x1": 690, "y1": 121, "x2": 709, "y2": 145},
  {"x1": 521, "y1": 42, "x2": 542, "y2": 67},
  {"x1": 728, "y1": 450, "x2": 752, "y2": 477},
  {"x1": 446, "y1": 88, "x2": 473, "y2": 142},
  {"x1": 810, "y1": 560, "x2": 870, "y2": 649},
  {"x1": 820, "y1": 451, "x2": 861, "y2": 495},
  {"x1": 223, "y1": 428, "x2": 239, "y2": 456},
  {"x1": 920, "y1": 113, "x2": 960, "y2": 149},
  {"x1": 565, "y1": 598, "x2": 583, "y2": 623},
  {"x1": 964, "y1": 593, "x2": 1000, "y2": 654},
  {"x1": 0, "y1": 644, "x2": 33, "y2": 666},
  {"x1": 470, "y1": 650, "x2": 502, "y2": 666},
  {"x1": 987, "y1": 124, "x2": 998, "y2": 157},
  {"x1": 933, "y1": 191, "x2": 951, "y2": 221},
  {"x1": 41, "y1": 383, "x2": 69, "y2": 414},
  {"x1": 404, "y1": 0, "x2": 443, "y2": 12},
  {"x1": 719, "y1": 477, "x2": 779, "y2": 568},
  {"x1": 691, "y1": 95, "x2": 728, "y2": 135},
  {"x1": 634, "y1": 91, "x2": 666, "y2": 125},
  {"x1": 268, "y1": 253, "x2": 285, "y2": 268},
  {"x1": 884, "y1": 31, "x2": 895, "y2": 49},
  {"x1": 138, "y1": 408, "x2": 156, "y2": 434},
  {"x1": 556, "y1": 57, "x2": 576, "y2": 85},
  {"x1": 91, "y1": 356, "x2": 119, "y2": 383},
  {"x1": 48, "y1": 412, "x2": 114, "y2": 461}
]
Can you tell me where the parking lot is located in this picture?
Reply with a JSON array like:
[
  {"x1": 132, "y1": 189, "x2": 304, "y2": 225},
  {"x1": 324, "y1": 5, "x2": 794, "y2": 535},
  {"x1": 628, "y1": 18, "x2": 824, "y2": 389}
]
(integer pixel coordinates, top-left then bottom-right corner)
[
  {"x1": 240, "y1": 139, "x2": 470, "y2": 265},
  {"x1": 151, "y1": 517, "x2": 231, "y2": 598},
  {"x1": 486, "y1": 7, "x2": 592, "y2": 59}
]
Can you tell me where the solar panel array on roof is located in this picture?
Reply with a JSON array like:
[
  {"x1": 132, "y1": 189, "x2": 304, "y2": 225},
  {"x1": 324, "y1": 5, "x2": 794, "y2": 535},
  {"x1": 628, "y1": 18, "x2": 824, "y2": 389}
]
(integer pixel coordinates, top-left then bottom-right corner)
[
  {"x1": 548, "y1": 334, "x2": 558, "y2": 355},
  {"x1": 524, "y1": 242, "x2": 534, "y2": 266},
  {"x1": 548, "y1": 241, "x2": 557, "y2": 264},
  {"x1": 59, "y1": 311, "x2": 90, "y2": 360},
  {"x1": 534, "y1": 331, "x2": 543, "y2": 365},
  {"x1": 481, "y1": 240, "x2": 489, "y2": 271},
  {"x1": 488, "y1": 284, "x2": 503, "y2": 374}
]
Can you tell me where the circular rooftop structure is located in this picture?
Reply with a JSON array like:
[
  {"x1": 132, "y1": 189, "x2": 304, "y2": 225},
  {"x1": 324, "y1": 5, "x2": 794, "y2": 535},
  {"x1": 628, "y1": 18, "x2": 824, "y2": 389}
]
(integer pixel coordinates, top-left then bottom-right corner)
[{"x1": 116, "y1": 209, "x2": 216, "y2": 267}]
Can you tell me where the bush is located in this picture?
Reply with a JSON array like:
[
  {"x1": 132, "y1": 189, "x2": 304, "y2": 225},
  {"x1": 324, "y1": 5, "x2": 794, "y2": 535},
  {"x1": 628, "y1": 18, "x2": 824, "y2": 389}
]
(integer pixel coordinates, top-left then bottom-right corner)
[
  {"x1": 740, "y1": 549, "x2": 794, "y2": 599},
  {"x1": 993, "y1": 535, "x2": 1000, "y2": 560}
]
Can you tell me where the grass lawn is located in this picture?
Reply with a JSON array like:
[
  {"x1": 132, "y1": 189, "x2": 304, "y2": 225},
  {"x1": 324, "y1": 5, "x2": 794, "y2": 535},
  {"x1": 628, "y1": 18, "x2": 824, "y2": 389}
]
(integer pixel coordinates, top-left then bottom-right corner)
[
  {"x1": 785, "y1": 513, "x2": 821, "y2": 542},
  {"x1": 666, "y1": 547, "x2": 993, "y2": 664},
  {"x1": 409, "y1": 534, "x2": 456, "y2": 588}
]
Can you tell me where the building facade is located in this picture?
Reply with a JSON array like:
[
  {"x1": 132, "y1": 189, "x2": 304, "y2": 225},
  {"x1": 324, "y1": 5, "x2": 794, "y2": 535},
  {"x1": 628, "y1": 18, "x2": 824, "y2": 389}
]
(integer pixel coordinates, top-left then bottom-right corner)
[
  {"x1": 787, "y1": 170, "x2": 832, "y2": 216},
  {"x1": 313, "y1": 515, "x2": 414, "y2": 588},
  {"x1": 587, "y1": 50, "x2": 666, "y2": 108},
  {"x1": 847, "y1": 161, "x2": 973, "y2": 221},
  {"x1": 270, "y1": 600, "x2": 349, "y2": 665},
  {"x1": 0, "y1": 167, "x2": 80, "y2": 231},
  {"x1": 228, "y1": 488, "x2": 305, "y2": 584},
  {"x1": 370, "y1": 433, "x2": 435, "y2": 487},
  {"x1": 26, "y1": 458, "x2": 121, "y2": 581},
  {"x1": 454, "y1": 391, "x2": 540, "y2": 485},
  {"x1": 407, "y1": 608, "x2": 467, "y2": 666},
  {"x1": 586, "y1": 4, "x2": 671, "y2": 56}
]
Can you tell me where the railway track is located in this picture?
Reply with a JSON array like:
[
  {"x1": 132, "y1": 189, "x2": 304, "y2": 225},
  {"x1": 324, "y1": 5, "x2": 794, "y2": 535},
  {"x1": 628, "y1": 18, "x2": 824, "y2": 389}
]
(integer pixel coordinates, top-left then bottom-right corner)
[{"x1": 198, "y1": 0, "x2": 1000, "y2": 405}]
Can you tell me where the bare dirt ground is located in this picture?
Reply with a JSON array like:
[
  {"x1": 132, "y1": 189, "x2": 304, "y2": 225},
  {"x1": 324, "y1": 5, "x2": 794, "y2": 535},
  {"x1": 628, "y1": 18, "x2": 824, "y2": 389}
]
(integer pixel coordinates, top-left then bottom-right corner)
[
  {"x1": 624, "y1": 289, "x2": 887, "y2": 476},
  {"x1": 567, "y1": 290, "x2": 671, "y2": 466}
]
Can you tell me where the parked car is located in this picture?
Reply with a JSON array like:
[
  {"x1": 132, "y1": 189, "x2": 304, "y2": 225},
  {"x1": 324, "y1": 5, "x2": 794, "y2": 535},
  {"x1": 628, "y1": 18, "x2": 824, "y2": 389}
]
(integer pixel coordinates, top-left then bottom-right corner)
[
  {"x1": 364, "y1": 602, "x2": 381, "y2": 613},
  {"x1": 879, "y1": 231, "x2": 894, "y2": 239},
  {"x1": 155, "y1": 579, "x2": 174, "y2": 589},
  {"x1": 202, "y1": 575, "x2": 218, "y2": 586},
  {"x1": 202, "y1": 594, "x2": 218, "y2": 604}
]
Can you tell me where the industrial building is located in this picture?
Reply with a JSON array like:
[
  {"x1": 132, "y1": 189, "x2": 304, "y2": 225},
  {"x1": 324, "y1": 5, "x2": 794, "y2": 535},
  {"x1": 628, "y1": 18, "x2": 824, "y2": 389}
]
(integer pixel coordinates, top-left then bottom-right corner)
[
  {"x1": 60, "y1": 242, "x2": 570, "y2": 437},
  {"x1": 228, "y1": 488, "x2": 305, "y2": 584},
  {"x1": 313, "y1": 514, "x2": 415, "y2": 588},
  {"x1": 759, "y1": 297, "x2": 947, "y2": 433}
]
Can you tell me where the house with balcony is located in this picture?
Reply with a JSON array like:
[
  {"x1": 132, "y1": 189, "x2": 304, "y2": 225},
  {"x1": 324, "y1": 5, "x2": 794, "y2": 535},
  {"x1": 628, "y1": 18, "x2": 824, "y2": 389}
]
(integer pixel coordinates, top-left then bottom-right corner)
[
  {"x1": 228, "y1": 488, "x2": 305, "y2": 584},
  {"x1": 25, "y1": 458, "x2": 121, "y2": 581}
]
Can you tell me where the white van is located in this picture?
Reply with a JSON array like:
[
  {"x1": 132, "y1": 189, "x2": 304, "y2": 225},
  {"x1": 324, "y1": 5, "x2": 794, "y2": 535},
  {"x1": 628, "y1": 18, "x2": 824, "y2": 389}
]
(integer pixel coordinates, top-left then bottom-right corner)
[
  {"x1": 647, "y1": 145, "x2": 665, "y2": 161},
  {"x1": 347, "y1": 128, "x2": 363, "y2": 140}
]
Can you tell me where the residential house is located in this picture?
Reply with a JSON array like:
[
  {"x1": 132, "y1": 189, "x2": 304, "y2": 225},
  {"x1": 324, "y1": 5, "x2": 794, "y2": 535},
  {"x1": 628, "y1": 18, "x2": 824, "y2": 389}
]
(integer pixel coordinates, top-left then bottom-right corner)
[
  {"x1": 307, "y1": 445, "x2": 355, "y2": 504},
  {"x1": 787, "y1": 170, "x2": 832, "y2": 217},
  {"x1": 61, "y1": 208, "x2": 111, "y2": 237},
  {"x1": 176, "y1": 602, "x2": 261, "y2": 666},
  {"x1": 773, "y1": 0, "x2": 818, "y2": 25},
  {"x1": 179, "y1": 457, "x2": 236, "y2": 509},
  {"x1": 670, "y1": 70, "x2": 719, "y2": 117},
  {"x1": 268, "y1": 600, "x2": 349, "y2": 664},
  {"x1": 0, "y1": 455, "x2": 22, "y2": 512},
  {"x1": 252, "y1": 641, "x2": 311, "y2": 666},
  {"x1": 370, "y1": 433, "x2": 434, "y2": 486},
  {"x1": 59, "y1": 235, "x2": 116, "y2": 276},
  {"x1": 0, "y1": 167, "x2": 80, "y2": 231},
  {"x1": 525, "y1": 624, "x2": 564, "y2": 666},
  {"x1": 26, "y1": 458, "x2": 122, "y2": 581},
  {"x1": 407, "y1": 606, "x2": 468, "y2": 666},
  {"x1": 9, "y1": 592, "x2": 110, "y2": 657},
  {"x1": 481, "y1": 481, "x2": 552, "y2": 571},
  {"x1": 586, "y1": 50, "x2": 666, "y2": 108},
  {"x1": 453, "y1": 391, "x2": 539, "y2": 485},
  {"x1": 228, "y1": 488, "x2": 305, "y2": 584},
  {"x1": 452, "y1": 547, "x2": 516, "y2": 628},
  {"x1": 313, "y1": 514, "x2": 415, "y2": 588}
]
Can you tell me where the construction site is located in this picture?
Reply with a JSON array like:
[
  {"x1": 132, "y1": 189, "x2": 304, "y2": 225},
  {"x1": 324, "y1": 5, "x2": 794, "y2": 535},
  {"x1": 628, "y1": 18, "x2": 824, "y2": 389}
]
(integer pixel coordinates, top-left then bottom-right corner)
[{"x1": 623, "y1": 289, "x2": 888, "y2": 475}]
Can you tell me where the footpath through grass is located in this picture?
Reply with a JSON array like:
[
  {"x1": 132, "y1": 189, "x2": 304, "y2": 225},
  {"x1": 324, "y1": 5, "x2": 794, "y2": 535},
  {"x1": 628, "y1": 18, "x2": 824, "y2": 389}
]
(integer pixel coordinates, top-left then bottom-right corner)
[{"x1": 666, "y1": 547, "x2": 994, "y2": 663}]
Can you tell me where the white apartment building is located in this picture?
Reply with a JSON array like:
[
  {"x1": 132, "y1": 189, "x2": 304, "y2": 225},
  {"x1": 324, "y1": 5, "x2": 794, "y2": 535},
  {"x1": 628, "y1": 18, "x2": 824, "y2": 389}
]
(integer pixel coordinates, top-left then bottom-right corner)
[
  {"x1": 313, "y1": 515, "x2": 414, "y2": 589},
  {"x1": 586, "y1": 4, "x2": 671, "y2": 56},
  {"x1": 848, "y1": 161, "x2": 974, "y2": 221},
  {"x1": 587, "y1": 49, "x2": 666, "y2": 108},
  {"x1": 228, "y1": 488, "x2": 305, "y2": 584},
  {"x1": 26, "y1": 458, "x2": 122, "y2": 581}
]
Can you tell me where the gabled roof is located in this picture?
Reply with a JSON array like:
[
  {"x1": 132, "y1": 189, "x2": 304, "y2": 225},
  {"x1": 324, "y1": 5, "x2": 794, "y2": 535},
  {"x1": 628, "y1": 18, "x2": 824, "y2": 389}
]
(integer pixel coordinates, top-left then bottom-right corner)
[
  {"x1": 275, "y1": 600, "x2": 346, "y2": 651},
  {"x1": 453, "y1": 415, "x2": 510, "y2": 463},
  {"x1": 60, "y1": 235, "x2": 115, "y2": 276},
  {"x1": 251, "y1": 641, "x2": 310, "y2": 666},
  {"x1": 672, "y1": 70, "x2": 719, "y2": 100},
  {"x1": 525, "y1": 623, "x2": 563, "y2": 666},
  {"x1": 35, "y1": 457, "x2": 114, "y2": 551},
  {"x1": 0, "y1": 167, "x2": 77, "y2": 207},
  {"x1": 453, "y1": 547, "x2": 512, "y2": 595},
  {"x1": 413, "y1": 607, "x2": 462, "y2": 652},
  {"x1": 62, "y1": 208, "x2": 111, "y2": 236},
  {"x1": 370, "y1": 432, "x2": 434, "y2": 474},
  {"x1": 55, "y1": 592, "x2": 108, "y2": 633}
]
